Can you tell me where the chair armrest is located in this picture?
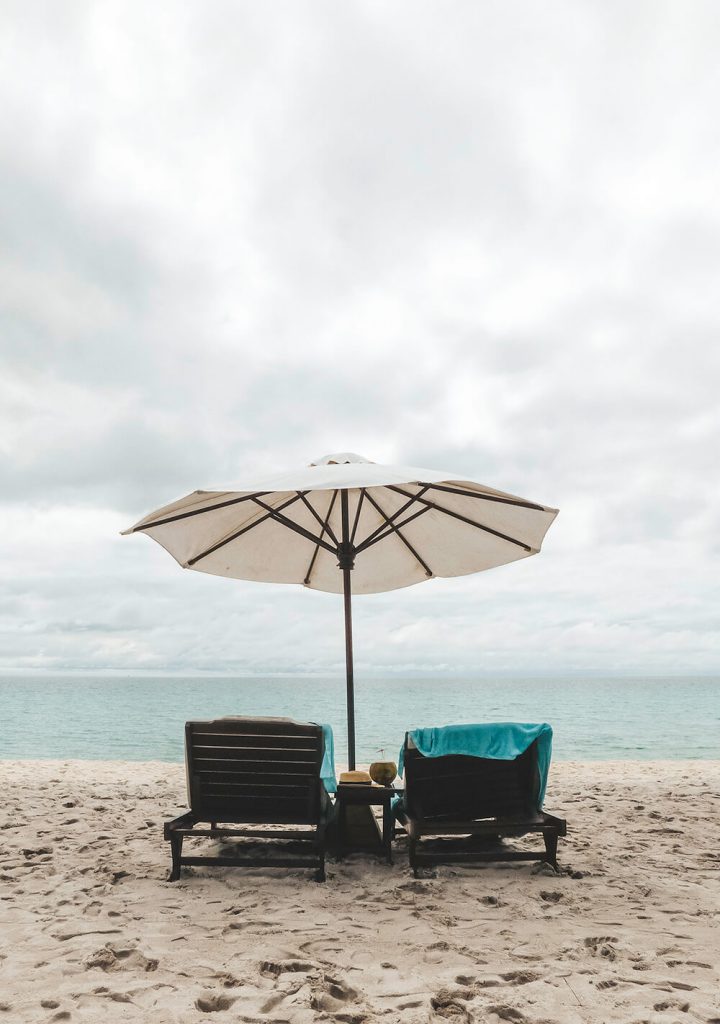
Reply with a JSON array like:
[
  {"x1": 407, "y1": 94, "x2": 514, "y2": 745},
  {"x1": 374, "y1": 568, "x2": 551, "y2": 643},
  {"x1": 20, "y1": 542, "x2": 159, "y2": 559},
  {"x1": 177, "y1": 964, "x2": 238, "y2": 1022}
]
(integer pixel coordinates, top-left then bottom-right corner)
[
  {"x1": 541, "y1": 811, "x2": 567, "y2": 835},
  {"x1": 163, "y1": 811, "x2": 195, "y2": 839}
]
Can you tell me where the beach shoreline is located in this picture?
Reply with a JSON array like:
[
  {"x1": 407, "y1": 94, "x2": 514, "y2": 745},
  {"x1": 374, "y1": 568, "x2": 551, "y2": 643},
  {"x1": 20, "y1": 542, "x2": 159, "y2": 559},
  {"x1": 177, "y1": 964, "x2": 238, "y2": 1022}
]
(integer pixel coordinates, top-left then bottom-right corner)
[{"x1": 1, "y1": 759, "x2": 718, "y2": 1022}]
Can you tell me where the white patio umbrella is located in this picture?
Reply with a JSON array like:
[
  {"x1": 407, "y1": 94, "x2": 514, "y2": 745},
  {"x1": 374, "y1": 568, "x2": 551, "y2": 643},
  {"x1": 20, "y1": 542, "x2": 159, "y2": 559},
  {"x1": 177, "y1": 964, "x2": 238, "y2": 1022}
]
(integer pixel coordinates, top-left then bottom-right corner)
[{"x1": 123, "y1": 453, "x2": 558, "y2": 768}]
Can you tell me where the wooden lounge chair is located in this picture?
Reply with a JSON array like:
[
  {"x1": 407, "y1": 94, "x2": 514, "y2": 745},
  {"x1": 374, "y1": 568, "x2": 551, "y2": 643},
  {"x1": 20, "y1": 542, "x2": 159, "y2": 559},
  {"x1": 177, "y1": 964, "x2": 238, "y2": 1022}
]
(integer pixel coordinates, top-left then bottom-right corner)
[
  {"x1": 164, "y1": 717, "x2": 331, "y2": 882},
  {"x1": 396, "y1": 735, "x2": 566, "y2": 876}
]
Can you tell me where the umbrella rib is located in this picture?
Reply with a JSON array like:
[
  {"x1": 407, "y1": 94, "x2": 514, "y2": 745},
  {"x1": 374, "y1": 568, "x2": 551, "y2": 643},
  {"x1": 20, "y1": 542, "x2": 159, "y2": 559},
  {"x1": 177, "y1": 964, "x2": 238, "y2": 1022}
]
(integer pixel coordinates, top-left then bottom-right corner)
[
  {"x1": 387, "y1": 485, "x2": 534, "y2": 552},
  {"x1": 356, "y1": 503, "x2": 431, "y2": 553},
  {"x1": 131, "y1": 481, "x2": 548, "y2": 536},
  {"x1": 419, "y1": 481, "x2": 548, "y2": 512},
  {"x1": 249, "y1": 497, "x2": 337, "y2": 553},
  {"x1": 355, "y1": 484, "x2": 431, "y2": 550},
  {"x1": 360, "y1": 491, "x2": 433, "y2": 577},
  {"x1": 187, "y1": 493, "x2": 305, "y2": 566},
  {"x1": 349, "y1": 488, "x2": 366, "y2": 546},
  {"x1": 129, "y1": 491, "x2": 272, "y2": 532},
  {"x1": 296, "y1": 491, "x2": 339, "y2": 546},
  {"x1": 304, "y1": 490, "x2": 339, "y2": 585}
]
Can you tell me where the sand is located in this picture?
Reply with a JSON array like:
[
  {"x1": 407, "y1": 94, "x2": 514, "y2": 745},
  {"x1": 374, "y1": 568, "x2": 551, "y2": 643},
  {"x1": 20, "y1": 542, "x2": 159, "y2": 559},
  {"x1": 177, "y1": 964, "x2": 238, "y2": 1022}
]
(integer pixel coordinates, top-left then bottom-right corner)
[{"x1": 0, "y1": 759, "x2": 718, "y2": 1024}]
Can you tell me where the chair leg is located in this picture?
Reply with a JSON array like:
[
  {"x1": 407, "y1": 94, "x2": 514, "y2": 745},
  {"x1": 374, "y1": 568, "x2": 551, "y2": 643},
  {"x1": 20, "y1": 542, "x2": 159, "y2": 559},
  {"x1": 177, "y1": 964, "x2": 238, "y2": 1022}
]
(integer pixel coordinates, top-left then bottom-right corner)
[
  {"x1": 315, "y1": 823, "x2": 326, "y2": 883},
  {"x1": 543, "y1": 831, "x2": 559, "y2": 872},
  {"x1": 315, "y1": 854, "x2": 326, "y2": 883},
  {"x1": 169, "y1": 833, "x2": 183, "y2": 881},
  {"x1": 409, "y1": 837, "x2": 419, "y2": 878}
]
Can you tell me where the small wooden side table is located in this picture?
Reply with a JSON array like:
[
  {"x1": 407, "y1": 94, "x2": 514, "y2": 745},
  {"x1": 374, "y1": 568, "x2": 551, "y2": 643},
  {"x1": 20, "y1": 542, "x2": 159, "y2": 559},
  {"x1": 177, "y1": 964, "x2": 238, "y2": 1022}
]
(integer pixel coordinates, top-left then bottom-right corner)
[{"x1": 335, "y1": 783, "x2": 402, "y2": 865}]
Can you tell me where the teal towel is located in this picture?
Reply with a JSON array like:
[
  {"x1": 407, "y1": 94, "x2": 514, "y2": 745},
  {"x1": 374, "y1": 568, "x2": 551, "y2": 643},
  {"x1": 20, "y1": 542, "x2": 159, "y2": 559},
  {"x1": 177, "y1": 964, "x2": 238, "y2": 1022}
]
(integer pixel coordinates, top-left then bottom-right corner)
[
  {"x1": 317, "y1": 723, "x2": 337, "y2": 794},
  {"x1": 398, "y1": 722, "x2": 553, "y2": 809}
]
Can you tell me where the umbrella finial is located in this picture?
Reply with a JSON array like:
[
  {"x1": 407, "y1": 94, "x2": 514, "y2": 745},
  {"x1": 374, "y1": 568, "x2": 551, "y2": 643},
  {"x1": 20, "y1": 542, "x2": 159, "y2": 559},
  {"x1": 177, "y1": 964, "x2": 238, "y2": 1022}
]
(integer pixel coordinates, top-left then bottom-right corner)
[{"x1": 309, "y1": 453, "x2": 373, "y2": 467}]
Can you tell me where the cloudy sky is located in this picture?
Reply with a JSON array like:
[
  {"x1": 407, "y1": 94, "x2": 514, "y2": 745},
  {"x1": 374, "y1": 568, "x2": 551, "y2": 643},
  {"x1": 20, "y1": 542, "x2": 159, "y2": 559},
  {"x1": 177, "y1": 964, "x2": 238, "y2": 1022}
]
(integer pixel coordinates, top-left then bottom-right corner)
[{"x1": 1, "y1": 1, "x2": 718, "y2": 678}]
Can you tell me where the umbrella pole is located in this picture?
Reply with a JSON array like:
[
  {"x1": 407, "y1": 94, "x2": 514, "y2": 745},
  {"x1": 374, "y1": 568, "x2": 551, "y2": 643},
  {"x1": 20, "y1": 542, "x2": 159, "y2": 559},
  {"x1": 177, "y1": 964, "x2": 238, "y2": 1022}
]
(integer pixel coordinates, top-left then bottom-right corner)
[
  {"x1": 342, "y1": 566, "x2": 356, "y2": 771},
  {"x1": 339, "y1": 490, "x2": 356, "y2": 771}
]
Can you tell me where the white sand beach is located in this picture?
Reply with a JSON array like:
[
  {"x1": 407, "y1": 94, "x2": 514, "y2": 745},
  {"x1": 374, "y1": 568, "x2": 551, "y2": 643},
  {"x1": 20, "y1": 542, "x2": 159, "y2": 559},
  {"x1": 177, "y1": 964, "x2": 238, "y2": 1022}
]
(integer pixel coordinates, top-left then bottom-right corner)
[{"x1": 1, "y1": 760, "x2": 718, "y2": 1023}]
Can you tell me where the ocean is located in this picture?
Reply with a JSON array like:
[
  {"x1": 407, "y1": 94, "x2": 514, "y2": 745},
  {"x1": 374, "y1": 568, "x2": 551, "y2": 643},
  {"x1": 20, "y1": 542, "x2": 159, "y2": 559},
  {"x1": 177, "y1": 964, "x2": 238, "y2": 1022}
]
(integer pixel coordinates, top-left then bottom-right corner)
[{"x1": 0, "y1": 675, "x2": 717, "y2": 766}]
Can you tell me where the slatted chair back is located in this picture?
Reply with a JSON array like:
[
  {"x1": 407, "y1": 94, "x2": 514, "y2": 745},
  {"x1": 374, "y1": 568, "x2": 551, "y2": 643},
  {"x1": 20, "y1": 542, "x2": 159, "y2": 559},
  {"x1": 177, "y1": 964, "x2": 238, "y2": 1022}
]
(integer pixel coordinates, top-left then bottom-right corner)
[
  {"x1": 403, "y1": 736, "x2": 540, "y2": 822},
  {"x1": 185, "y1": 717, "x2": 325, "y2": 825}
]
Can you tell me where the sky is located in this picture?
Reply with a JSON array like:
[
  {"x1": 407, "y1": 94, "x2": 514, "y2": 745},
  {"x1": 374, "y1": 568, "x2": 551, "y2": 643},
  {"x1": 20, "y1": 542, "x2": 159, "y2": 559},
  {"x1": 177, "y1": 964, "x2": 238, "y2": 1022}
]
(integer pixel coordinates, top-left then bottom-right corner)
[{"x1": 1, "y1": 1, "x2": 718, "y2": 678}]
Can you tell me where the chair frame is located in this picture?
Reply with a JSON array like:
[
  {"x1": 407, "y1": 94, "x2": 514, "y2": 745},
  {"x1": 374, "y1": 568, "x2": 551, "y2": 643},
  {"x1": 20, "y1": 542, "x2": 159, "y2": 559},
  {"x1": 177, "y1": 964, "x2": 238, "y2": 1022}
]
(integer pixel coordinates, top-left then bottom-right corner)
[
  {"x1": 396, "y1": 736, "x2": 567, "y2": 876},
  {"x1": 164, "y1": 717, "x2": 330, "y2": 883}
]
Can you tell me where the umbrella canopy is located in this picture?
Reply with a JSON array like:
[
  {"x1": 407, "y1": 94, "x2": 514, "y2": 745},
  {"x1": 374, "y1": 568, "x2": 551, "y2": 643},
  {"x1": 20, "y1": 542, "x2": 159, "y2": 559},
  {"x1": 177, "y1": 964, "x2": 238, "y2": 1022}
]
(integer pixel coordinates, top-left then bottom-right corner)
[{"x1": 124, "y1": 453, "x2": 558, "y2": 767}]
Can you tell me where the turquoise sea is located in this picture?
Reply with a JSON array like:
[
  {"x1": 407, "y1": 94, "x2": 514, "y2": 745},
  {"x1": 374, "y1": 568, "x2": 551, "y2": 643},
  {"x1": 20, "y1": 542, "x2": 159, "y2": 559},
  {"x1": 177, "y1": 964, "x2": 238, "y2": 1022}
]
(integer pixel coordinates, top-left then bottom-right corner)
[{"x1": 0, "y1": 675, "x2": 717, "y2": 766}]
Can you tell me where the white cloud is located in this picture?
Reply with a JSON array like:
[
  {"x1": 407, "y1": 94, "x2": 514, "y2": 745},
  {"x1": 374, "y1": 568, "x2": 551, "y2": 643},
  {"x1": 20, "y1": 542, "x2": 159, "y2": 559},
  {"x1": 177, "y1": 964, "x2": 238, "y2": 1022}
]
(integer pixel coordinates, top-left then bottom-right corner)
[{"x1": 0, "y1": 0, "x2": 718, "y2": 676}]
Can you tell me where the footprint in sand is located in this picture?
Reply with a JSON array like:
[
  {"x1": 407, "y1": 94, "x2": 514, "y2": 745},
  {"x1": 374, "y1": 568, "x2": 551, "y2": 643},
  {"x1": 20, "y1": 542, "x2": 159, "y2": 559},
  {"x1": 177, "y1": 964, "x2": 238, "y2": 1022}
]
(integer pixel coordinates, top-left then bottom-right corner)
[
  {"x1": 485, "y1": 1005, "x2": 526, "y2": 1022},
  {"x1": 195, "y1": 993, "x2": 236, "y2": 1012},
  {"x1": 654, "y1": 997, "x2": 690, "y2": 1012},
  {"x1": 259, "y1": 959, "x2": 318, "y2": 978},
  {"x1": 431, "y1": 986, "x2": 474, "y2": 1020},
  {"x1": 583, "y1": 936, "x2": 619, "y2": 960},
  {"x1": 106, "y1": 991, "x2": 135, "y2": 1004},
  {"x1": 500, "y1": 971, "x2": 540, "y2": 986},
  {"x1": 258, "y1": 991, "x2": 290, "y2": 1014},
  {"x1": 309, "y1": 974, "x2": 360, "y2": 1013},
  {"x1": 84, "y1": 944, "x2": 158, "y2": 973},
  {"x1": 297, "y1": 938, "x2": 344, "y2": 963},
  {"x1": 539, "y1": 891, "x2": 563, "y2": 903},
  {"x1": 210, "y1": 971, "x2": 243, "y2": 988}
]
